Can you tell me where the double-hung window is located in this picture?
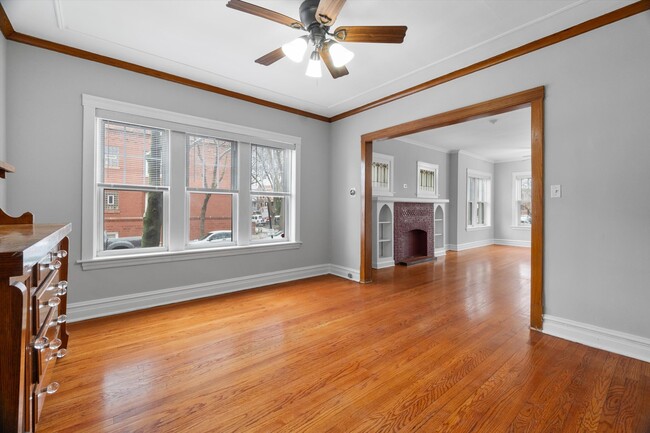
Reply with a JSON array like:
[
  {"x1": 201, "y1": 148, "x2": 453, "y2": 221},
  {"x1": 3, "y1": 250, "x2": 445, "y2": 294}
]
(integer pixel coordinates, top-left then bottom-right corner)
[
  {"x1": 98, "y1": 120, "x2": 170, "y2": 254},
  {"x1": 467, "y1": 169, "x2": 491, "y2": 229},
  {"x1": 81, "y1": 95, "x2": 300, "y2": 268},
  {"x1": 416, "y1": 161, "x2": 439, "y2": 198},
  {"x1": 513, "y1": 172, "x2": 532, "y2": 227},
  {"x1": 371, "y1": 153, "x2": 394, "y2": 196},
  {"x1": 251, "y1": 144, "x2": 291, "y2": 241},
  {"x1": 186, "y1": 135, "x2": 237, "y2": 246}
]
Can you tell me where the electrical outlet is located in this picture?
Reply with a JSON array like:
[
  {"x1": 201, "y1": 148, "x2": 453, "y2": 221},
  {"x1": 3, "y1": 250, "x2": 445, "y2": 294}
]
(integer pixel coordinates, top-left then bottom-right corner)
[{"x1": 551, "y1": 185, "x2": 562, "y2": 198}]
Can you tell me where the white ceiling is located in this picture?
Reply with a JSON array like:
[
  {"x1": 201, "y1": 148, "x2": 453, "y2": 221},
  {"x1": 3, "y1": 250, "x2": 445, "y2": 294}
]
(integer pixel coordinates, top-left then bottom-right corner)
[
  {"x1": 3, "y1": 0, "x2": 633, "y2": 117},
  {"x1": 397, "y1": 107, "x2": 531, "y2": 162}
]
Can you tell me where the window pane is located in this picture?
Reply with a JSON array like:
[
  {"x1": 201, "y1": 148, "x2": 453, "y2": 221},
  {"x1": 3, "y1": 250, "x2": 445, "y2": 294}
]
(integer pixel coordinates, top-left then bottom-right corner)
[
  {"x1": 468, "y1": 202, "x2": 474, "y2": 226},
  {"x1": 101, "y1": 121, "x2": 169, "y2": 187},
  {"x1": 187, "y1": 193, "x2": 233, "y2": 246},
  {"x1": 251, "y1": 196, "x2": 286, "y2": 241},
  {"x1": 519, "y1": 202, "x2": 532, "y2": 225},
  {"x1": 102, "y1": 189, "x2": 164, "y2": 251},
  {"x1": 251, "y1": 145, "x2": 288, "y2": 193},
  {"x1": 477, "y1": 202, "x2": 485, "y2": 225},
  {"x1": 187, "y1": 135, "x2": 236, "y2": 191},
  {"x1": 372, "y1": 162, "x2": 389, "y2": 190},
  {"x1": 520, "y1": 177, "x2": 532, "y2": 202}
]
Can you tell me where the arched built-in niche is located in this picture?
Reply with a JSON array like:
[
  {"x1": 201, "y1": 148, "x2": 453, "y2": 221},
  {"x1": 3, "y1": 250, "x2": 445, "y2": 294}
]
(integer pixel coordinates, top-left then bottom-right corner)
[
  {"x1": 434, "y1": 204, "x2": 446, "y2": 255},
  {"x1": 372, "y1": 201, "x2": 394, "y2": 269}
]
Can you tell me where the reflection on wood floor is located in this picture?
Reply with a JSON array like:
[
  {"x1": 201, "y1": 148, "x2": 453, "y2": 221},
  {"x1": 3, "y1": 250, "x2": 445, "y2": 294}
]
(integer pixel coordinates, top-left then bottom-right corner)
[{"x1": 39, "y1": 246, "x2": 650, "y2": 432}]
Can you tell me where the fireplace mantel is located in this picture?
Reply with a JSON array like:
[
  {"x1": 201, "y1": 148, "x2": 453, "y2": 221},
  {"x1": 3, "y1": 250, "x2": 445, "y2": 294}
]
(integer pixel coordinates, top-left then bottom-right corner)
[{"x1": 373, "y1": 196, "x2": 449, "y2": 204}]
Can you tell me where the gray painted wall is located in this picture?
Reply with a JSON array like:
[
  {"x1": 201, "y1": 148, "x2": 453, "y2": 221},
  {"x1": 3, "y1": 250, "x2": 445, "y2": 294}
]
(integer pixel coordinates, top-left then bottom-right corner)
[
  {"x1": 6, "y1": 42, "x2": 331, "y2": 304},
  {"x1": 330, "y1": 14, "x2": 650, "y2": 338},
  {"x1": 454, "y1": 152, "x2": 494, "y2": 247},
  {"x1": 0, "y1": 34, "x2": 6, "y2": 209},
  {"x1": 494, "y1": 159, "x2": 532, "y2": 243}
]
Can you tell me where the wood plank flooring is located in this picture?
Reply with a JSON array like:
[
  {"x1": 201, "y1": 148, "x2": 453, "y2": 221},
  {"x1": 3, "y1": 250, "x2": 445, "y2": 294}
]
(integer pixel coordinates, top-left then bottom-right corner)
[{"x1": 38, "y1": 246, "x2": 650, "y2": 432}]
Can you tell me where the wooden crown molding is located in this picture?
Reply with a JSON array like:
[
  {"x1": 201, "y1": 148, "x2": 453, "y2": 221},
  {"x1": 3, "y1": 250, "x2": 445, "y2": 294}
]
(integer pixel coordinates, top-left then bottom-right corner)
[
  {"x1": 0, "y1": 4, "x2": 329, "y2": 123},
  {"x1": 0, "y1": 1, "x2": 648, "y2": 123},
  {"x1": 331, "y1": 0, "x2": 650, "y2": 122}
]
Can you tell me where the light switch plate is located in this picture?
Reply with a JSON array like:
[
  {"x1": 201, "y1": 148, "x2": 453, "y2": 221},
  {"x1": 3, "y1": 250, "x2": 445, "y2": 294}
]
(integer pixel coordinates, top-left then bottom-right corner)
[{"x1": 551, "y1": 184, "x2": 562, "y2": 198}]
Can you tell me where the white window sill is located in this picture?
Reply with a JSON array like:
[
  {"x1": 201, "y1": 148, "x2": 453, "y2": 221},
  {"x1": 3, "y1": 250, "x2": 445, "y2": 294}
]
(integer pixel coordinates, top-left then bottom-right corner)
[
  {"x1": 78, "y1": 241, "x2": 302, "y2": 270},
  {"x1": 416, "y1": 193, "x2": 439, "y2": 199},
  {"x1": 466, "y1": 225, "x2": 491, "y2": 232},
  {"x1": 510, "y1": 225, "x2": 532, "y2": 230}
]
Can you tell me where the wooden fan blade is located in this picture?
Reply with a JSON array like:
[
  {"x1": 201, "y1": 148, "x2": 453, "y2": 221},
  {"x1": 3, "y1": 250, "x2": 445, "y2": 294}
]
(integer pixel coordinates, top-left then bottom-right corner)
[
  {"x1": 333, "y1": 26, "x2": 407, "y2": 43},
  {"x1": 315, "y1": 0, "x2": 346, "y2": 26},
  {"x1": 226, "y1": 0, "x2": 304, "y2": 30},
  {"x1": 255, "y1": 48, "x2": 285, "y2": 66},
  {"x1": 321, "y1": 42, "x2": 349, "y2": 79}
]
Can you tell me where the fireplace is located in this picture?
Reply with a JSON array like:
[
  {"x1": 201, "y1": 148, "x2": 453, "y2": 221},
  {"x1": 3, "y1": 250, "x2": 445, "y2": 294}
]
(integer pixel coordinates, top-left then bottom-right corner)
[{"x1": 394, "y1": 202, "x2": 434, "y2": 266}]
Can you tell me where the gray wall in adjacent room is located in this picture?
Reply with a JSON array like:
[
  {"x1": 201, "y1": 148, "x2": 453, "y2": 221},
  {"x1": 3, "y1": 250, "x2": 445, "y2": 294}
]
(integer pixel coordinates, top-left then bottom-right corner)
[
  {"x1": 494, "y1": 159, "x2": 532, "y2": 243},
  {"x1": 373, "y1": 139, "x2": 451, "y2": 245},
  {"x1": 329, "y1": 14, "x2": 650, "y2": 338},
  {"x1": 373, "y1": 139, "x2": 450, "y2": 201},
  {"x1": 6, "y1": 42, "x2": 331, "y2": 304},
  {"x1": 454, "y1": 152, "x2": 494, "y2": 247},
  {"x1": 0, "y1": 35, "x2": 6, "y2": 209}
]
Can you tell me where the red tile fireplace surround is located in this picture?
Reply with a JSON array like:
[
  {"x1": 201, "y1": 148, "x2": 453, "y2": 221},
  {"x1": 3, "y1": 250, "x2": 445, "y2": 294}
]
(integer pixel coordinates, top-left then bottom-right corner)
[{"x1": 394, "y1": 202, "x2": 434, "y2": 265}]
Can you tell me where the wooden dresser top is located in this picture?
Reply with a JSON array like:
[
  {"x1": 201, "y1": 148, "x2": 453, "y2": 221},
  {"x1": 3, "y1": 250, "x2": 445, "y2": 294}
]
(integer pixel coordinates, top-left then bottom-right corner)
[{"x1": 0, "y1": 223, "x2": 72, "y2": 277}]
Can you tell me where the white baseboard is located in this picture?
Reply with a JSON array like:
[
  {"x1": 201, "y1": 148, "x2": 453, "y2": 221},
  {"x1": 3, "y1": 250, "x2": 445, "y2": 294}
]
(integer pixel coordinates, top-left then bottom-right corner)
[
  {"x1": 494, "y1": 239, "x2": 531, "y2": 248},
  {"x1": 329, "y1": 264, "x2": 361, "y2": 282},
  {"x1": 435, "y1": 248, "x2": 447, "y2": 257},
  {"x1": 68, "y1": 264, "x2": 332, "y2": 322},
  {"x1": 543, "y1": 315, "x2": 650, "y2": 363},
  {"x1": 447, "y1": 239, "x2": 494, "y2": 251},
  {"x1": 372, "y1": 259, "x2": 395, "y2": 269}
]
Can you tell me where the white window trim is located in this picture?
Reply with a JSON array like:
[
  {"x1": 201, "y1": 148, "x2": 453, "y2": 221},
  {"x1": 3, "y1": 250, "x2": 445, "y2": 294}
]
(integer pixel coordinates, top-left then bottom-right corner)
[
  {"x1": 466, "y1": 168, "x2": 492, "y2": 230},
  {"x1": 371, "y1": 152, "x2": 394, "y2": 197},
  {"x1": 512, "y1": 171, "x2": 532, "y2": 230},
  {"x1": 416, "y1": 161, "x2": 439, "y2": 198},
  {"x1": 81, "y1": 95, "x2": 301, "y2": 269}
]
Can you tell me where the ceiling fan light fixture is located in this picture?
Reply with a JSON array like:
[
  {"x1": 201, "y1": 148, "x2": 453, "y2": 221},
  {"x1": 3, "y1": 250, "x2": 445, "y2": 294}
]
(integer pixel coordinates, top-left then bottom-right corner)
[
  {"x1": 305, "y1": 50, "x2": 322, "y2": 78},
  {"x1": 282, "y1": 36, "x2": 308, "y2": 63},
  {"x1": 329, "y1": 42, "x2": 354, "y2": 67}
]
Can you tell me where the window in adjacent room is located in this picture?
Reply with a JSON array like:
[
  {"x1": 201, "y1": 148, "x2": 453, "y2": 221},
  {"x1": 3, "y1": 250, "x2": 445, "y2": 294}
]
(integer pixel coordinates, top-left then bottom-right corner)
[
  {"x1": 467, "y1": 169, "x2": 491, "y2": 229},
  {"x1": 371, "y1": 153, "x2": 394, "y2": 196},
  {"x1": 513, "y1": 172, "x2": 532, "y2": 227},
  {"x1": 416, "y1": 161, "x2": 439, "y2": 198}
]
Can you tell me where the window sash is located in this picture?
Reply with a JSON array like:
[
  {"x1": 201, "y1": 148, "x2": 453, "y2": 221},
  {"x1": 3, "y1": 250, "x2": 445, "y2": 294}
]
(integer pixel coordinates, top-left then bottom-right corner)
[{"x1": 467, "y1": 171, "x2": 491, "y2": 228}]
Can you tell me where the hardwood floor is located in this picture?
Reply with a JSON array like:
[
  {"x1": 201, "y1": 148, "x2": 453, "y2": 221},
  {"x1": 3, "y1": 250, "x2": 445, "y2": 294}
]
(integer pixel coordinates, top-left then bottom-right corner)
[{"x1": 39, "y1": 246, "x2": 650, "y2": 432}]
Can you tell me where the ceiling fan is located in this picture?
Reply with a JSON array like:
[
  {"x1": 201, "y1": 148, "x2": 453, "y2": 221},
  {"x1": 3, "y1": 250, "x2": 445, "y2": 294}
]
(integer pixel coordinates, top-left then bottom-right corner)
[{"x1": 226, "y1": 0, "x2": 407, "y2": 79}]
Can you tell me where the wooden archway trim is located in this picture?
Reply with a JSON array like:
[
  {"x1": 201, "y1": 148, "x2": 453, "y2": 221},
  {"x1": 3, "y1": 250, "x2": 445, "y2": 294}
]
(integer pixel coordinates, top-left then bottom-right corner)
[{"x1": 360, "y1": 86, "x2": 545, "y2": 330}]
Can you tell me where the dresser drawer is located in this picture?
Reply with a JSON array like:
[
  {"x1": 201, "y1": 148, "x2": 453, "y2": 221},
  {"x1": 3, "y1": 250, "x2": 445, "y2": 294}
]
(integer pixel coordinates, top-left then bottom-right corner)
[
  {"x1": 36, "y1": 247, "x2": 67, "y2": 284},
  {"x1": 33, "y1": 269, "x2": 67, "y2": 331},
  {"x1": 34, "y1": 315, "x2": 62, "y2": 379},
  {"x1": 32, "y1": 341, "x2": 61, "y2": 426}
]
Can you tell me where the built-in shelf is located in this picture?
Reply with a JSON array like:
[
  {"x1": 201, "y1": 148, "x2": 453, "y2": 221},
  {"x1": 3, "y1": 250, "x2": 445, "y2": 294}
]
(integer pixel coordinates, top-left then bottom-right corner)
[
  {"x1": 0, "y1": 161, "x2": 16, "y2": 179},
  {"x1": 435, "y1": 233, "x2": 443, "y2": 236},
  {"x1": 379, "y1": 221, "x2": 391, "y2": 224},
  {"x1": 379, "y1": 239, "x2": 391, "y2": 242},
  {"x1": 435, "y1": 219, "x2": 443, "y2": 222}
]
